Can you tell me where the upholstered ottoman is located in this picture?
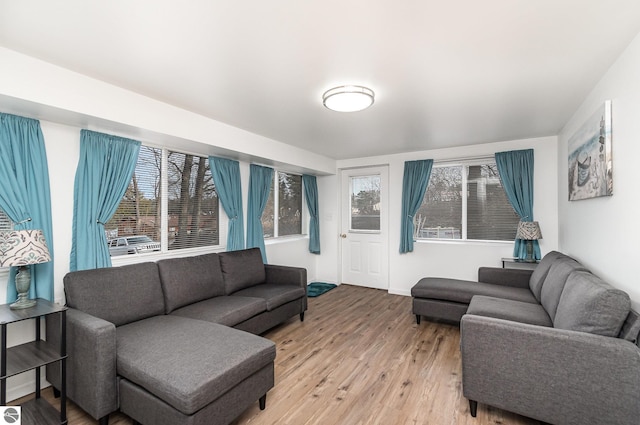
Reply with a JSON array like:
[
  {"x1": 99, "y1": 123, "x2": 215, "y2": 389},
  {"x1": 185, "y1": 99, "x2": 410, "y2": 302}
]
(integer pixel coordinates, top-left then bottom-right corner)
[
  {"x1": 411, "y1": 275, "x2": 537, "y2": 324},
  {"x1": 116, "y1": 315, "x2": 276, "y2": 425}
]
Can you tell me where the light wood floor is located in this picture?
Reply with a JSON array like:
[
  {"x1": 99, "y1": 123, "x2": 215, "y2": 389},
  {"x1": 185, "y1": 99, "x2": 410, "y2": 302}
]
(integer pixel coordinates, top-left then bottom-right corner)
[{"x1": 22, "y1": 285, "x2": 543, "y2": 425}]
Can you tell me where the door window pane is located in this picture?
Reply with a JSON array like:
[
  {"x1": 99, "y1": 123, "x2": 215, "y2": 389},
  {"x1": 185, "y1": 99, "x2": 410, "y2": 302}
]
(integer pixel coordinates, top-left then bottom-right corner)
[{"x1": 350, "y1": 175, "x2": 380, "y2": 231}]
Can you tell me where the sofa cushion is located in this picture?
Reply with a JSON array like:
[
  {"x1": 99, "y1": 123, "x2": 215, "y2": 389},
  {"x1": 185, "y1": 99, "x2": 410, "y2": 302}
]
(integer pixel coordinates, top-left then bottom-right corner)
[
  {"x1": 157, "y1": 253, "x2": 225, "y2": 313},
  {"x1": 467, "y1": 296, "x2": 553, "y2": 327},
  {"x1": 116, "y1": 315, "x2": 276, "y2": 415},
  {"x1": 64, "y1": 262, "x2": 165, "y2": 327},
  {"x1": 232, "y1": 283, "x2": 306, "y2": 311},
  {"x1": 411, "y1": 277, "x2": 537, "y2": 304},
  {"x1": 540, "y1": 258, "x2": 587, "y2": 320},
  {"x1": 528, "y1": 251, "x2": 571, "y2": 302},
  {"x1": 219, "y1": 248, "x2": 266, "y2": 294},
  {"x1": 618, "y1": 310, "x2": 640, "y2": 344},
  {"x1": 170, "y1": 296, "x2": 267, "y2": 327},
  {"x1": 554, "y1": 271, "x2": 631, "y2": 337}
]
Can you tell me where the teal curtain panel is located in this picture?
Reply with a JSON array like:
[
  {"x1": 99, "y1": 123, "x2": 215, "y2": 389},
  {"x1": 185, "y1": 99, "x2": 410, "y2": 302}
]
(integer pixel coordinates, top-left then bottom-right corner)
[
  {"x1": 246, "y1": 164, "x2": 274, "y2": 263},
  {"x1": 495, "y1": 149, "x2": 540, "y2": 260},
  {"x1": 400, "y1": 159, "x2": 433, "y2": 253},
  {"x1": 70, "y1": 130, "x2": 141, "y2": 271},
  {"x1": 210, "y1": 156, "x2": 245, "y2": 251},
  {"x1": 0, "y1": 113, "x2": 55, "y2": 302},
  {"x1": 302, "y1": 174, "x2": 320, "y2": 254}
]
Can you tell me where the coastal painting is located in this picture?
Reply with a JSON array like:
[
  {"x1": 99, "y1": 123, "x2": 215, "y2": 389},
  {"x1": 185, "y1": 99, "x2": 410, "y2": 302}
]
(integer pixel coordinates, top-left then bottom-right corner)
[{"x1": 568, "y1": 100, "x2": 613, "y2": 201}]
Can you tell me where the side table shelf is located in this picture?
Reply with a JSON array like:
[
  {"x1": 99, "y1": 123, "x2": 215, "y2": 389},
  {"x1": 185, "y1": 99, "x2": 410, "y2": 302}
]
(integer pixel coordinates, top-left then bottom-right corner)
[
  {"x1": 501, "y1": 257, "x2": 539, "y2": 270},
  {"x1": 0, "y1": 299, "x2": 67, "y2": 425}
]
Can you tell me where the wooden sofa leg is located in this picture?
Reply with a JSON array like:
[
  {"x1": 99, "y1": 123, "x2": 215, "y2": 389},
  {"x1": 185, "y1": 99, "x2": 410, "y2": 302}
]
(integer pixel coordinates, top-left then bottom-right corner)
[
  {"x1": 415, "y1": 314, "x2": 421, "y2": 325},
  {"x1": 469, "y1": 400, "x2": 477, "y2": 417},
  {"x1": 299, "y1": 312, "x2": 305, "y2": 322},
  {"x1": 259, "y1": 394, "x2": 267, "y2": 410},
  {"x1": 98, "y1": 415, "x2": 109, "y2": 425}
]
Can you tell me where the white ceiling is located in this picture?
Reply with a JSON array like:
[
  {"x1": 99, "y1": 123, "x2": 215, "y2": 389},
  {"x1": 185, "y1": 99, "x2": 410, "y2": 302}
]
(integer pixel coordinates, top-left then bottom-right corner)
[{"x1": 2, "y1": 1, "x2": 640, "y2": 160}]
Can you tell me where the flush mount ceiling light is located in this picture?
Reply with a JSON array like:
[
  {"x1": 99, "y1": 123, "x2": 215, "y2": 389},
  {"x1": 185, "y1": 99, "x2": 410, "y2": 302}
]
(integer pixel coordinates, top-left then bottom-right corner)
[{"x1": 322, "y1": 85, "x2": 375, "y2": 112}]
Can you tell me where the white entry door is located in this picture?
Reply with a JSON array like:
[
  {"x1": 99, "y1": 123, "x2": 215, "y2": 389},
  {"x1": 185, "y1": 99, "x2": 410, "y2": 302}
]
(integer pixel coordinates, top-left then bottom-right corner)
[{"x1": 340, "y1": 166, "x2": 389, "y2": 290}]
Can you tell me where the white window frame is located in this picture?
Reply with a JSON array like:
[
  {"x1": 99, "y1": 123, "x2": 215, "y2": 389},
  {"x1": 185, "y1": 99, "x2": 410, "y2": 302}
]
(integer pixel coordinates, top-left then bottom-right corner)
[
  {"x1": 264, "y1": 169, "x2": 307, "y2": 241},
  {"x1": 415, "y1": 157, "x2": 518, "y2": 244},
  {"x1": 112, "y1": 145, "x2": 226, "y2": 265}
]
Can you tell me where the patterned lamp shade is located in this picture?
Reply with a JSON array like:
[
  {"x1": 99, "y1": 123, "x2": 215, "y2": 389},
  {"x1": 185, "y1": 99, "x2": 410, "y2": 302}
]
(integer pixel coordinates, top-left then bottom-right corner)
[
  {"x1": 516, "y1": 221, "x2": 542, "y2": 241},
  {"x1": 0, "y1": 229, "x2": 51, "y2": 267}
]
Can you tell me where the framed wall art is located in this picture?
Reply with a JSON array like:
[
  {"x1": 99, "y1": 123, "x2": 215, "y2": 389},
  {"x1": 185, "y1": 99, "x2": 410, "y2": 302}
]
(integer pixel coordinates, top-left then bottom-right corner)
[{"x1": 568, "y1": 100, "x2": 613, "y2": 201}]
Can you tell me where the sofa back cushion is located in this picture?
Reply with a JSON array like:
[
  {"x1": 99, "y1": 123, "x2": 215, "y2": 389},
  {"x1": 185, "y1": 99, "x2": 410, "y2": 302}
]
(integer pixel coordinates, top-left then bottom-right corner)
[
  {"x1": 618, "y1": 310, "x2": 640, "y2": 345},
  {"x1": 540, "y1": 258, "x2": 587, "y2": 320},
  {"x1": 64, "y1": 262, "x2": 165, "y2": 326},
  {"x1": 219, "y1": 248, "x2": 266, "y2": 294},
  {"x1": 554, "y1": 271, "x2": 631, "y2": 337},
  {"x1": 157, "y1": 253, "x2": 225, "y2": 313},
  {"x1": 528, "y1": 251, "x2": 570, "y2": 302}
]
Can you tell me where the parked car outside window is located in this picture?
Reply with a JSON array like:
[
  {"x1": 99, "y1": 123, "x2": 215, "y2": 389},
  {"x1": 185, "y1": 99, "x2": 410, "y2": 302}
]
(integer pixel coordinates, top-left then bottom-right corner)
[{"x1": 108, "y1": 235, "x2": 161, "y2": 256}]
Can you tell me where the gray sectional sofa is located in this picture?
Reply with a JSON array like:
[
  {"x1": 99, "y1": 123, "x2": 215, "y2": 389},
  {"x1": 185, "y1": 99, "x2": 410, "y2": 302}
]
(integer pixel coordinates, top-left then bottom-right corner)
[
  {"x1": 412, "y1": 251, "x2": 640, "y2": 425},
  {"x1": 45, "y1": 248, "x2": 307, "y2": 425}
]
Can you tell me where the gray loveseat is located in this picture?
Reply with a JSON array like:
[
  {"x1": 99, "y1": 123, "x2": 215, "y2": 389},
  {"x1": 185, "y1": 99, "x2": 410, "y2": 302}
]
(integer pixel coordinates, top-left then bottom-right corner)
[
  {"x1": 412, "y1": 251, "x2": 640, "y2": 425},
  {"x1": 46, "y1": 248, "x2": 307, "y2": 425}
]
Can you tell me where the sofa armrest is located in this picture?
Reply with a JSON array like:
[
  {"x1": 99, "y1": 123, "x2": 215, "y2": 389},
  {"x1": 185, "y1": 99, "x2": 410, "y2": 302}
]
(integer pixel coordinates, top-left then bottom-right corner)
[
  {"x1": 265, "y1": 264, "x2": 308, "y2": 311},
  {"x1": 264, "y1": 264, "x2": 307, "y2": 289},
  {"x1": 460, "y1": 314, "x2": 640, "y2": 425},
  {"x1": 46, "y1": 307, "x2": 118, "y2": 421},
  {"x1": 477, "y1": 267, "x2": 532, "y2": 288}
]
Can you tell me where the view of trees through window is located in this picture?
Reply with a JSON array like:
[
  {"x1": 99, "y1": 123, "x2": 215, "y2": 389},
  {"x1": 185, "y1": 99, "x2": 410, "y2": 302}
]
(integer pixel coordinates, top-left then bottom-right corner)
[
  {"x1": 262, "y1": 171, "x2": 302, "y2": 238},
  {"x1": 106, "y1": 146, "x2": 219, "y2": 255},
  {"x1": 415, "y1": 163, "x2": 520, "y2": 241},
  {"x1": 350, "y1": 175, "x2": 381, "y2": 231}
]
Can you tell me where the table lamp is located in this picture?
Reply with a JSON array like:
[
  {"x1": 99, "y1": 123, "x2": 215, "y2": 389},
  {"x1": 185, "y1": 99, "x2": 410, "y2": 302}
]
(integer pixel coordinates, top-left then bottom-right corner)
[
  {"x1": 0, "y1": 229, "x2": 51, "y2": 309},
  {"x1": 516, "y1": 221, "x2": 542, "y2": 263}
]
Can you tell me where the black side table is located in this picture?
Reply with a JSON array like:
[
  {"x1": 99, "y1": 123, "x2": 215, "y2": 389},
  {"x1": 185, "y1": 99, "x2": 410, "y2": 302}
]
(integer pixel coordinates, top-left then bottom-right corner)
[
  {"x1": 0, "y1": 299, "x2": 67, "y2": 425},
  {"x1": 501, "y1": 257, "x2": 539, "y2": 270}
]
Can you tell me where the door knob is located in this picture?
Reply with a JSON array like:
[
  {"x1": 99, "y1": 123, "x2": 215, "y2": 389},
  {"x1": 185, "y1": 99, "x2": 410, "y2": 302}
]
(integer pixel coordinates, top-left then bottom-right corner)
[{"x1": 340, "y1": 233, "x2": 347, "y2": 238}]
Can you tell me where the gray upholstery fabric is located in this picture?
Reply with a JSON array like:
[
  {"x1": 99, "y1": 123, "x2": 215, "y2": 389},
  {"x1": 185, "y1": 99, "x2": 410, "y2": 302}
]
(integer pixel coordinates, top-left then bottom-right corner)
[
  {"x1": 539, "y1": 258, "x2": 587, "y2": 321},
  {"x1": 157, "y1": 253, "x2": 225, "y2": 313},
  {"x1": 64, "y1": 262, "x2": 165, "y2": 326},
  {"x1": 477, "y1": 267, "x2": 532, "y2": 288},
  {"x1": 170, "y1": 296, "x2": 266, "y2": 327},
  {"x1": 232, "y1": 284, "x2": 306, "y2": 311},
  {"x1": 554, "y1": 271, "x2": 631, "y2": 337},
  {"x1": 619, "y1": 310, "x2": 640, "y2": 344},
  {"x1": 116, "y1": 315, "x2": 276, "y2": 415},
  {"x1": 467, "y1": 296, "x2": 552, "y2": 327},
  {"x1": 412, "y1": 298, "x2": 468, "y2": 324},
  {"x1": 528, "y1": 250, "x2": 569, "y2": 302},
  {"x1": 265, "y1": 264, "x2": 308, "y2": 312},
  {"x1": 411, "y1": 277, "x2": 537, "y2": 304},
  {"x1": 119, "y1": 364, "x2": 274, "y2": 425},
  {"x1": 461, "y1": 314, "x2": 640, "y2": 425},
  {"x1": 46, "y1": 308, "x2": 118, "y2": 421},
  {"x1": 219, "y1": 248, "x2": 266, "y2": 294},
  {"x1": 235, "y1": 298, "x2": 306, "y2": 334}
]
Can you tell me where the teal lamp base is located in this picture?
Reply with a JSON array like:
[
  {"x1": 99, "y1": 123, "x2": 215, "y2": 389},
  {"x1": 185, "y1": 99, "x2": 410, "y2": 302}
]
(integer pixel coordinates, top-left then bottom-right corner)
[
  {"x1": 10, "y1": 266, "x2": 37, "y2": 310},
  {"x1": 524, "y1": 240, "x2": 536, "y2": 263}
]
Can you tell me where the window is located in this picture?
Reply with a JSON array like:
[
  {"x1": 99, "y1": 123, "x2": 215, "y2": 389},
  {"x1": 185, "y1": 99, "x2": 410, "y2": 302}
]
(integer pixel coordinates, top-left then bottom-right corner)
[
  {"x1": 350, "y1": 175, "x2": 381, "y2": 231},
  {"x1": 262, "y1": 171, "x2": 303, "y2": 238},
  {"x1": 0, "y1": 210, "x2": 12, "y2": 232},
  {"x1": 414, "y1": 161, "x2": 520, "y2": 241},
  {"x1": 106, "y1": 146, "x2": 219, "y2": 256}
]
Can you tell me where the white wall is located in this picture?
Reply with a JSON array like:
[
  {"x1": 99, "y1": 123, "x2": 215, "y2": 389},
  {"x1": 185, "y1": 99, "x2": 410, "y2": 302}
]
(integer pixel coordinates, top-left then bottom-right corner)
[
  {"x1": 558, "y1": 31, "x2": 640, "y2": 310},
  {"x1": 324, "y1": 136, "x2": 559, "y2": 295}
]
